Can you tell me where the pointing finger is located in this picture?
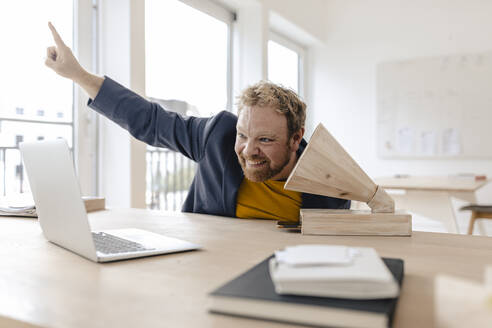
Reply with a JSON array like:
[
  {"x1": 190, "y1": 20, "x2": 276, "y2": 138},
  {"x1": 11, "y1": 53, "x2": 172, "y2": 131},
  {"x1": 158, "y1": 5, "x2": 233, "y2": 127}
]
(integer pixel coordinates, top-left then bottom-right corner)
[{"x1": 48, "y1": 22, "x2": 66, "y2": 47}]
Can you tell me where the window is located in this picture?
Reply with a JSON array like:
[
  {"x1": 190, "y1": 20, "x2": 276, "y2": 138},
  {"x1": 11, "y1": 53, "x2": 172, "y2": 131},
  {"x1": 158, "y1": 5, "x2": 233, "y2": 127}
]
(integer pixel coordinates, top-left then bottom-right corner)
[
  {"x1": 145, "y1": 0, "x2": 234, "y2": 210},
  {"x1": 267, "y1": 33, "x2": 304, "y2": 95},
  {"x1": 0, "y1": 1, "x2": 74, "y2": 195},
  {"x1": 145, "y1": 0, "x2": 232, "y2": 117}
]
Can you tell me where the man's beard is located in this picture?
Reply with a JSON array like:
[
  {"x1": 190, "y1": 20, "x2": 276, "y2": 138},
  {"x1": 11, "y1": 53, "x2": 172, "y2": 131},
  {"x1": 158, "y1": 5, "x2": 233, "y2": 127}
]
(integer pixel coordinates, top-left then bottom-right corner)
[{"x1": 238, "y1": 147, "x2": 292, "y2": 182}]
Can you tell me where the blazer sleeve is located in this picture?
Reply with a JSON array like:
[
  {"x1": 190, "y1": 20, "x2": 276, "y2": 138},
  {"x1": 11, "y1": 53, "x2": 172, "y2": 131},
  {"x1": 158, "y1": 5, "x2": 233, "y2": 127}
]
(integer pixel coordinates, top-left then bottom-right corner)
[{"x1": 87, "y1": 76, "x2": 215, "y2": 162}]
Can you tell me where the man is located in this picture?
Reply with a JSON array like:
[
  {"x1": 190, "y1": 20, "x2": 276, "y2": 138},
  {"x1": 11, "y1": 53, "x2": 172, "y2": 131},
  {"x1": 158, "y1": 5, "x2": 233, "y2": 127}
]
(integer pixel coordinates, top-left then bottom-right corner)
[{"x1": 45, "y1": 23, "x2": 349, "y2": 223}]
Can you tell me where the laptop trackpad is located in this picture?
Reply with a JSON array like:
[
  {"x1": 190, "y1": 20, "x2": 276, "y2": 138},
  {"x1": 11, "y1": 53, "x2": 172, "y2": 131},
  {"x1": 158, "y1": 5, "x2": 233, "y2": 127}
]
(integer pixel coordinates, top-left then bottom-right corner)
[{"x1": 98, "y1": 228, "x2": 200, "y2": 250}]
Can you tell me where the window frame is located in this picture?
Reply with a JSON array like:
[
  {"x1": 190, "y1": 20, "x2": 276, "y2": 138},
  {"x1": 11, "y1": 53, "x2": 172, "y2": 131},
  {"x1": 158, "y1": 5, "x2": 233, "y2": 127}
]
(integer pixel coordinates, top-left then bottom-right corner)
[{"x1": 73, "y1": 0, "x2": 99, "y2": 196}]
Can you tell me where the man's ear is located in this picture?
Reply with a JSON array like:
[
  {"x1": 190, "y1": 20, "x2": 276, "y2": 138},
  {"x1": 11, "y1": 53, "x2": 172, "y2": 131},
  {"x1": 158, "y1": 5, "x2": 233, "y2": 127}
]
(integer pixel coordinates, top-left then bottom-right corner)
[{"x1": 290, "y1": 128, "x2": 305, "y2": 151}]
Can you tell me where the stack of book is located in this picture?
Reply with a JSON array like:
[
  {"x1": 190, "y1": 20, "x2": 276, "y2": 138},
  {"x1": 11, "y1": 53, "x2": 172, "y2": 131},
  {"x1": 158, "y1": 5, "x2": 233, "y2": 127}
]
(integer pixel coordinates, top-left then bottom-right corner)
[
  {"x1": 270, "y1": 245, "x2": 399, "y2": 299},
  {"x1": 209, "y1": 245, "x2": 404, "y2": 328}
]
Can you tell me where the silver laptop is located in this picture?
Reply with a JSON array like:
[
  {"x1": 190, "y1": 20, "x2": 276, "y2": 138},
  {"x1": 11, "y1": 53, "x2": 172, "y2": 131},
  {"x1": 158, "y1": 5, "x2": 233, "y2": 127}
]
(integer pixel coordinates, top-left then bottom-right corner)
[{"x1": 19, "y1": 139, "x2": 200, "y2": 262}]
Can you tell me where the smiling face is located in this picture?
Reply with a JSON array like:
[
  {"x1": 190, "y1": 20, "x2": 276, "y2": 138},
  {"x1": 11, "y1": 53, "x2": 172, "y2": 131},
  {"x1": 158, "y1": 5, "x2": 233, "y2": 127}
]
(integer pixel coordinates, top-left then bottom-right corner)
[{"x1": 235, "y1": 105, "x2": 304, "y2": 182}]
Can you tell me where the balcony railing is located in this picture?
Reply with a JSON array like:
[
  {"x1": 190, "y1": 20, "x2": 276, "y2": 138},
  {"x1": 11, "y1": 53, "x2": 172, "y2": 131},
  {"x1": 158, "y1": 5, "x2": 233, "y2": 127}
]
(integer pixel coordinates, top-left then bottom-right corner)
[
  {"x1": 1, "y1": 146, "x2": 197, "y2": 211},
  {"x1": 0, "y1": 145, "x2": 74, "y2": 196},
  {"x1": 0, "y1": 116, "x2": 74, "y2": 196},
  {"x1": 146, "y1": 148, "x2": 197, "y2": 211},
  {"x1": 0, "y1": 147, "x2": 26, "y2": 196}
]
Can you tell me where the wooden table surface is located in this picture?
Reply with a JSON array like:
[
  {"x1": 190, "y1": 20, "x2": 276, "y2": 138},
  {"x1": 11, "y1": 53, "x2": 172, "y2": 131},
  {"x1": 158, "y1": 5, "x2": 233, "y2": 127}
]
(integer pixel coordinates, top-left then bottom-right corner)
[{"x1": 1, "y1": 208, "x2": 492, "y2": 328}]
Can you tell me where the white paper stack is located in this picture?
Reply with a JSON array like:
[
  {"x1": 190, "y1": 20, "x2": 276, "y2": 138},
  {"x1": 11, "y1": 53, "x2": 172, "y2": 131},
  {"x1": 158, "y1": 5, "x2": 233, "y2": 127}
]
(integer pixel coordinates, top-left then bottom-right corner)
[
  {"x1": 269, "y1": 245, "x2": 399, "y2": 299},
  {"x1": 0, "y1": 193, "x2": 37, "y2": 217},
  {"x1": 0, "y1": 193, "x2": 105, "y2": 217}
]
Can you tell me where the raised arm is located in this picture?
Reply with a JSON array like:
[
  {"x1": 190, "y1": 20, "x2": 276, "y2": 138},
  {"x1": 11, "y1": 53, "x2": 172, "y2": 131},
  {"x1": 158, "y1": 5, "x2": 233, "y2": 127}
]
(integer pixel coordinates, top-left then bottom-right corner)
[
  {"x1": 45, "y1": 22, "x2": 103, "y2": 99},
  {"x1": 44, "y1": 22, "x2": 227, "y2": 162}
]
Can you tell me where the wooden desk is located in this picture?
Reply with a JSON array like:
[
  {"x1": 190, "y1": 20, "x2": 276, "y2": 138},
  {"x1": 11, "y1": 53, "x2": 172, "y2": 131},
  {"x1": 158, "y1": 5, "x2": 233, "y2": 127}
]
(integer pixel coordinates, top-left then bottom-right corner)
[
  {"x1": 1, "y1": 208, "x2": 492, "y2": 328},
  {"x1": 375, "y1": 176, "x2": 489, "y2": 234}
]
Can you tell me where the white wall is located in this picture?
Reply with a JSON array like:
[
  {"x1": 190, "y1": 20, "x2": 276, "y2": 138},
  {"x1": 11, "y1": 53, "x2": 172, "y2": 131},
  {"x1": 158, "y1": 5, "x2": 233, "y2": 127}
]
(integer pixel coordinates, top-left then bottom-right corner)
[
  {"x1": 231, "y1": 0, "x2": 269, "y2": 94},
  {"x1": 309, "y1": 0, "x2": 492, "y2": 199},
  {"x1": 262, "y1": 0, "x2": 328, "y2": 44}
]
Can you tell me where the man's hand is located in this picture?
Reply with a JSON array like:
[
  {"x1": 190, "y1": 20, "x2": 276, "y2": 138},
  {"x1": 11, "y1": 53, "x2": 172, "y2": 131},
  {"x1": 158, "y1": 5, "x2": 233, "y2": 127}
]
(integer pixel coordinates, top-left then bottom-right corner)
[
  {"x1": 45, "y1": 22, "x2": 85, "y2": 81},
  {"x1": 45, "y1": 22, "x2": 104, "y2": 99}
]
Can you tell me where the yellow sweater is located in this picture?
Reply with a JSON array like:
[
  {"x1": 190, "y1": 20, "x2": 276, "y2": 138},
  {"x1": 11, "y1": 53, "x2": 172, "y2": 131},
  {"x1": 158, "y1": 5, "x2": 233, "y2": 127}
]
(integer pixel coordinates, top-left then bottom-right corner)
[{"x1": 235, "y1": 178, "x2": 302, "y2": 223}]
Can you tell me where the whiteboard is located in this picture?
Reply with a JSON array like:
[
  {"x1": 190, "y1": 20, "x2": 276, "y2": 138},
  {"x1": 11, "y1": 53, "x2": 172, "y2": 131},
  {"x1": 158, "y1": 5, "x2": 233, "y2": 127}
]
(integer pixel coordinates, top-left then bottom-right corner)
[{"x1": 377, "y1": 52, "x2": 492, "y2": 159}]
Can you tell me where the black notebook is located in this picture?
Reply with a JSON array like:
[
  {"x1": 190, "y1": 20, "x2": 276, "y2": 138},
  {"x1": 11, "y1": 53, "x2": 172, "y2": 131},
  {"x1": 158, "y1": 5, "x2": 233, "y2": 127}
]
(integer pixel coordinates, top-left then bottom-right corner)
[{"x1": 209, "y1": 256, "x2": 404, "y2": 328}]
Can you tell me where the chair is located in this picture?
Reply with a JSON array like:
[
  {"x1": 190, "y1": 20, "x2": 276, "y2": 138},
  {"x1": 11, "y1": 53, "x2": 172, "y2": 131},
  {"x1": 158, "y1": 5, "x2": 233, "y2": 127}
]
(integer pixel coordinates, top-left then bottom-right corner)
[{"x1": 460, "y1": 205, "x2": 492, "y2": 235}]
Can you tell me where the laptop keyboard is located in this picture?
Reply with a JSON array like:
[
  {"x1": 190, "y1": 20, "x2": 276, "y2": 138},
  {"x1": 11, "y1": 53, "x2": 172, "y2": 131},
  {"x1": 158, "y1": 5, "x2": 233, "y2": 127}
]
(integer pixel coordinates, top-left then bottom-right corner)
[{"x1": 92, "y1": 232, "x2": 155, "y2": 254}]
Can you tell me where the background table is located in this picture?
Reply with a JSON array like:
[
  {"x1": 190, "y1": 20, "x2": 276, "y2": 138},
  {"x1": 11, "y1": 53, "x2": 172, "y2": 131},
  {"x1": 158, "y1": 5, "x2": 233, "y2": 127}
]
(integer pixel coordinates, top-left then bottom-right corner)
[
  {"x1": 375, "y1": 176, "x2": 490, "y2": 234},
  {"x1": 1, "y1": 208, "x2": 492, "y2": 328}
]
